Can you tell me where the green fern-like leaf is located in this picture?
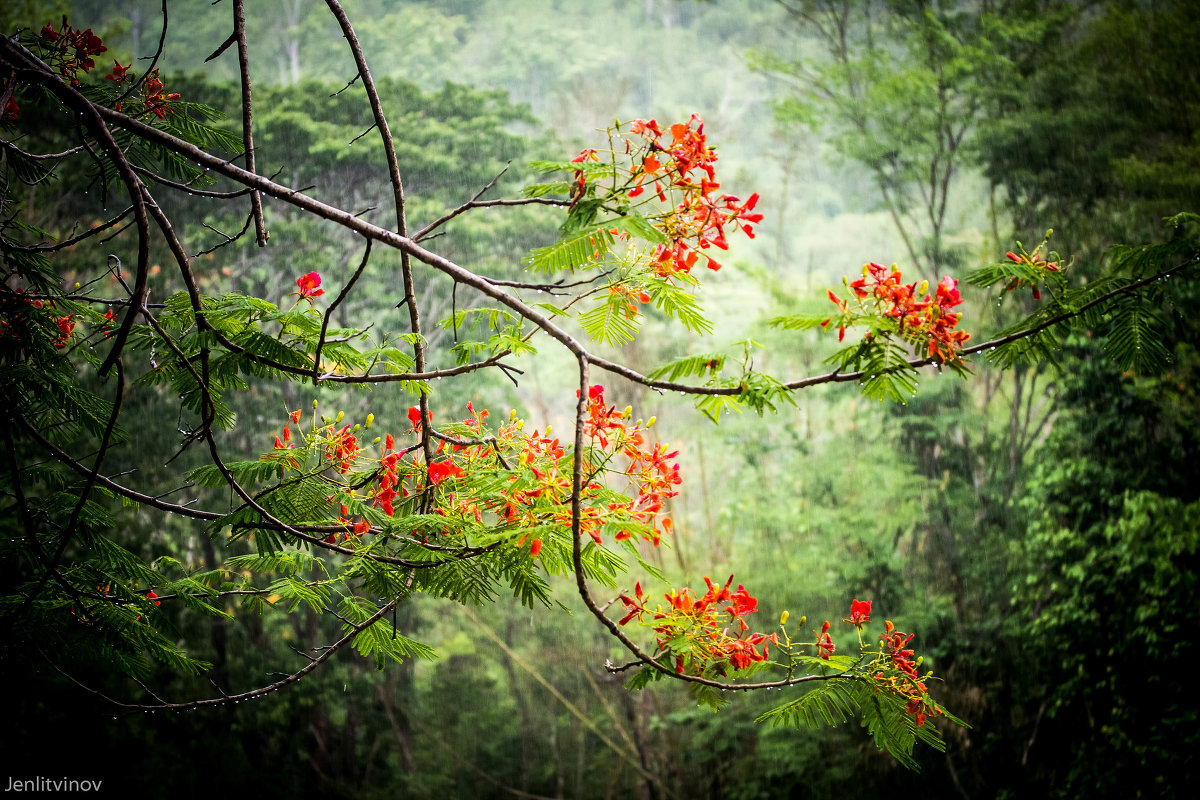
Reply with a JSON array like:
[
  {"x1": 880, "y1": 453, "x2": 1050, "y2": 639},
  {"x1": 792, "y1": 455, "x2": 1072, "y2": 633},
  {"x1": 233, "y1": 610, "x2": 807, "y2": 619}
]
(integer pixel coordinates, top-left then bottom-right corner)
[
  {"x1": 340, "y1": 595, "x2": 437, "y2": 670},
  {"x1": 766, "y1": 313, "x2": 836, "y2": 331},
  {"x1": 187, "y1": 460, "x2": 282, "y2": 489},
  {"x1": 578, "y1": 298, "x2": 641, "y2": 346},
  {"x1": 647, "y1": 353, "x2": 725, "y2": 382},
  {"x1": 1102, "y1": 293, "x2": 1171, "y2": 373},
  {"x1": 523, "y1": 225, "x2": 615, "y2": 273},
  {"x1": 757, "y1": 678, "x2": 863, "y2": 730}
]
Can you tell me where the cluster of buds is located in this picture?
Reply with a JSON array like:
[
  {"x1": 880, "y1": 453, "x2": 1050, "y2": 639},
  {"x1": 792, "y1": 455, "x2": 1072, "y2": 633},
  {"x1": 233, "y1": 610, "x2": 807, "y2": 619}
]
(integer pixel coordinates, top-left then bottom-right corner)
[{"x1": 1004, "y1": 239, "x2": 1063, "y2": 301}]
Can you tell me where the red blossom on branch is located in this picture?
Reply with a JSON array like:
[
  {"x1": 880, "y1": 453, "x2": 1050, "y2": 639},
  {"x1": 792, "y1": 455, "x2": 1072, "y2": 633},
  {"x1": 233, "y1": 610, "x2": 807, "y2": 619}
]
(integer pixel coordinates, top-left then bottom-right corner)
[
  {"x1": 844, "y1": 598, "x2": 872, "y2": 629},
  {"x1": 296, "y1": 271, "x2": 324, "y2": 299},
  {"x1": 823, "y1": 262, "x2": 971, "y2": 361}
]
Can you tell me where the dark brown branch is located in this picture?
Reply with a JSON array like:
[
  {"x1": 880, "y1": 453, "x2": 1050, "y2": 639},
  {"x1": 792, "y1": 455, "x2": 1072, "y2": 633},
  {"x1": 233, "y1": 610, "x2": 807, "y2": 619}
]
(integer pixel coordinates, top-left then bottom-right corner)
[
  {"x1": 566, "y1": 358, "x2": 838, "y2": 692},
  {"x1": 43, "y1": 592, "x2": 405, "y2": 711},
  {"x1": 233, "y1": 0, "x2": 267, "y2": 245},
  {"x1": 0, "y1": 139, "x2": 84, "y2": 160},
  {"x1": 321, "y1": 0, "x2": 434, "y2": 475},
  {"x1": 314, "y1": 237, "x2": 371, "y2": 382},
  {"x1": 5, "y1": 205, "x2": 134, "y2": 253},
  {"x1": 133, "y1": 164, "x2": 255, "y2": 198}
]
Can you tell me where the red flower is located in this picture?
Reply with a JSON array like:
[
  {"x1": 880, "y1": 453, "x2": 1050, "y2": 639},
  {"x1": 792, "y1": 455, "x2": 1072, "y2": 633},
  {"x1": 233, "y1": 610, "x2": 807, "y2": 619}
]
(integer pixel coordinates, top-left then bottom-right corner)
[
  {"x1": 428, "y1": 459, "x2": 464, "y2": 485},
  {"x1": 145, "y1": 590, "x2": 160, "y2": 606},
  {"x1": 629, "y1": 118, "x2": 663, "y2": 137},
  {"x1": 53, "y1": 314, "x2": 75, "y2": 347},
  {"x1": 728, "y1": 584, "x2": 758, "y2": 617},
  {"x1": 105, "y1": 60, "x2": 130, "y2": 83},
  {"x1": 529, "y1": 539, "x2": 542, "y2": 557},
  {"x1": 296, "y1": 271, "x2": 324, "y2": 298},
  {"x1": 72, "y1": 28, "x2": 106, "y2": 72},
  {"x1": 817, "y1": 620, "x2": 836, "y2": 659},
  {"x1": 844, "y1": 598, "x2": 872, "y2": 628}
]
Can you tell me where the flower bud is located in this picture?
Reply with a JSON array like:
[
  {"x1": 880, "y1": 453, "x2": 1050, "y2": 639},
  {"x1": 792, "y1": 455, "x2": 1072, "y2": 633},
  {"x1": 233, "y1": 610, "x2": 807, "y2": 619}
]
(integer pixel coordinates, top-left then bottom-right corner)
[
  {"x1": 918, "y1": 280, "x2": 929, "y2": 297},
  {"x1": 373, "y1": 437, "x2": 382, "y2": 445},
  {"x1": 780, "y1": 610, "x2": 789, "y2": 626},
  {"x1": 352, "y1": 424, "x2": 360, "y2": 433},
  {"x1": 862, "y1": 263, "x2": 871, "y2": 278},
  {"x1": 313, "y1": 399, "x2": 319, "y2": 409},
  {"x1": 623, "y1": 405, "x2": 633, "y2": 418},
  {"x1": 647, "y1": 416, "x2": 656, "y2": 427},
  {"x1": 335, "y1": 411, "x2": 345, "y2": 424},
  {"x1": 365, "y1": 413, "x2": 374, "y2": 429}
]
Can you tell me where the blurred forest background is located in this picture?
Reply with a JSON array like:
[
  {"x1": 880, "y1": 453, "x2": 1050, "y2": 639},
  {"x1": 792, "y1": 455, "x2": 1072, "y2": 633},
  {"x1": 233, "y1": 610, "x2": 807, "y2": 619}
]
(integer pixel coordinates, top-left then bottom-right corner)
[{"x1": 4, "y1": 0, "x2": 1198, "y2": 798}]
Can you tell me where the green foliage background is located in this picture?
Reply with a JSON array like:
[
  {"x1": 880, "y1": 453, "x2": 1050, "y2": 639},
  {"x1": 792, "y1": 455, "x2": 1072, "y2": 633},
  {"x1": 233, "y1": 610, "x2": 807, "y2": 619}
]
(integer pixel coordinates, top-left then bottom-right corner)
[{"x1": 3, "y1": 1, "x2": 1199, "y2": 798}]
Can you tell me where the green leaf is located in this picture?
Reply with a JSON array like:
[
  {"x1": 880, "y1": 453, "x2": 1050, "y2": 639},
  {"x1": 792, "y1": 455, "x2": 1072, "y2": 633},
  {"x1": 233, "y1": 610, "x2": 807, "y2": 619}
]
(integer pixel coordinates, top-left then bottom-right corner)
[
  {"x1": 758, "y1": 679, "x2": 861, "y2": 729},
  {"x1": 523, "y1": 225, "x2": 615, "y2": 273}
]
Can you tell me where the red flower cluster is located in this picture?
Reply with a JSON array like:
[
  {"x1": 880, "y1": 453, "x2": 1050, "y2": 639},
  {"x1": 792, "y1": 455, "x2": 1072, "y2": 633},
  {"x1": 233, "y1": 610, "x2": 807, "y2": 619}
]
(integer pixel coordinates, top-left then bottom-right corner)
[
  {"x1": 618, "y1": 575, "x2": 778, "y2": 674},
  {"x1": 38, "y1": 19, "x2": 107, "y2": 84},
  {"x1": 254, "y1": 390, "x2": 683, "y2": 560},
  {"x1": 609, "y1": 283, "x2": 652, "y2": 319},
  {"x1": 0, "y1": 288, "x2": 75, "y2": 350},
  {"x1": 101, "y1": 60, "x2": 179, "y2": 117},
  {"x1": 568, "y1": 148, "x2": 600, "y2": 207},
  {"x1": 374, "y1": 434, "x2": 403, "y2": 517},
  {"x1": 325, "y1": 425, "x2": 359, "y2": 474},
  {"x1": 579, "y1": 384, "x2": 680, "y2": 545},
  {"x1": 816, "y1": 620, "x2": 836, "y2": 659},
  {"x1": 875, "y1": 619, "x2": 942, "y2": 727},
  {"x1": 624, "y1": 116, "x2": 762, "y2": 275},
  {"x1": 824, "y1": 262, "x2": 971, "y2": 361},
  {"x1": 141, "y1": 70, "x2": 181, "y2": 119}
]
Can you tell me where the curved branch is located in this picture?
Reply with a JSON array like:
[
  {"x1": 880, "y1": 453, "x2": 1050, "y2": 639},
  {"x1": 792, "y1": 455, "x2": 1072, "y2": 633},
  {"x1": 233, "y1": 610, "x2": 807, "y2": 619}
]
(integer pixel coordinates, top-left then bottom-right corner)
[{"x1": 44, "y1": 592, "x2": 405, "y2": 711}]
